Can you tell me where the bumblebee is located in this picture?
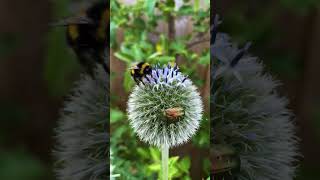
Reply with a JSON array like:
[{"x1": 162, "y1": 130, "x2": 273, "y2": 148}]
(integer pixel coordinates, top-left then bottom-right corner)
[
  {"x1": 56, "y1": 0, "x2": 109, "y2": 75},
  {"x1": 130, "y1": 62, "x2": 152, "y2": 84}
]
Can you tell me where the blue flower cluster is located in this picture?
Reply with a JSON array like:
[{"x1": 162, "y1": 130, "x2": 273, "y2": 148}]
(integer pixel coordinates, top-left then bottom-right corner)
[{"x1": 141, "y1": 63, "x2": 191, "y2": 88}]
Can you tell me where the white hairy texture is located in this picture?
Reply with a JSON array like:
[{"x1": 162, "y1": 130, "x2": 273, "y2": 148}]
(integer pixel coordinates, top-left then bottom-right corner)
[
  {"x1": 54, "y1": 65, "x2": 109, "y2": 180},
  {"x1": 212, "y1": 24, "x2": 299, "y2": 180}
]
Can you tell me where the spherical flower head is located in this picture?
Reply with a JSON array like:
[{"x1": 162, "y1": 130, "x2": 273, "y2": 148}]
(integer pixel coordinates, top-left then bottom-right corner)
[
  {"x1": 211, "y1": 19, "x2": 299, "y2": 179},
  {"x1": 127, "y1": 63, "x2": 203, "y2": 148},
  {"x1": 54, "y1": 65, "x2": 109, "y2": 179}
]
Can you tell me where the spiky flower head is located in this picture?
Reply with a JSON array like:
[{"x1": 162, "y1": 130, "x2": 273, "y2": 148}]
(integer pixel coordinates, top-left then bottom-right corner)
[
  {"x1": 211, "y1": 17, "x2": 299, "y2": 179},
  {"x1": 110, "y1": 150, "x2": 120, "y2": 179},
  {"x1": 127, "y1": 63, "x2": 203, "y2": 148},
  {"x1": 54, "y1": 65, "x2": 109, "y2": 180}
]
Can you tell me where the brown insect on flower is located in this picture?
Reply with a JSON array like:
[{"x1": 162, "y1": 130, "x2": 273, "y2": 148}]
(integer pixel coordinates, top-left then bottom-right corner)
[{"x1": 164, "y1": 107, "x2": 184, "y2": 120}]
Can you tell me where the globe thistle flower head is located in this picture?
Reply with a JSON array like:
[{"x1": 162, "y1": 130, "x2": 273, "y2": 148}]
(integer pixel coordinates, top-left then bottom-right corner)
[
  {"x1": 211, "y1": 17, "x2": 299, "y2": 179},
  {"x1": 54, "y1": 65, "x2": 109, "y2": 180},
  {"x1": 127, "y1": 63, "x2": 203, "y2": 148}
]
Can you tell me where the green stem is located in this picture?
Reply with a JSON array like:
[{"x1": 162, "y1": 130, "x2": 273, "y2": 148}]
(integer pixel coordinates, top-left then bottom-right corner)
[{"x1": 161, "y1": 144, "x2": 169, "y2": 180}]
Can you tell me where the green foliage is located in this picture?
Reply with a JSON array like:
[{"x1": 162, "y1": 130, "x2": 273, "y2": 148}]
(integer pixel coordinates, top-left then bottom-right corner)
[
  {"x1": 192, "y1": 117, "x2": 210, "y2": 148},
  {"x1": 0, "y1": 150, "x2": 47, "y2": 180},
  {"x1": 280, "y1": 0, "x2": 320, "y2": 14},
  {"x1": 295, "y1": 164, "x2": 320, "y2": 180},
  {"x1": 45, "y1": 0, "x2": 80, "y2": 97},
  {"x1": 111, "y1": 0, "x2": 210, "y2": 91},
  {"x1": 220, "y1": 0, "x2": 319, "y2": 80},
  {"x1": 144, "y1": 148, "x2": 191, "y2": 179},
  {"x1": 265, "y1": 54, "x2": 302, "y2": 79},
  {"x1": 0, "y1": 33, "x2": 22, "y2": 58}
]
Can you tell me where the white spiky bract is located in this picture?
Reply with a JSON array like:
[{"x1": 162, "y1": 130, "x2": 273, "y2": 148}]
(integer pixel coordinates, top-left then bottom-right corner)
[
  {"x1": 211, "y1": 20, "x2": 299, "y2": 179},
  {"x1": 110, "y1": 150, "x2": 120, "y2": 179},
  {"x1": 127, "y1": 64, "x2": 203, "y2": 148},
  {"x1": 54, "y1": 65, "x2": 109, "y2": 180}
]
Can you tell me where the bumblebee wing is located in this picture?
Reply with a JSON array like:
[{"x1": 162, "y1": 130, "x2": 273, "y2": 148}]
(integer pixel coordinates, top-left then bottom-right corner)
[
  {"x1": 49, "y1": 16, "x2": 94, "y2": 27},
  {"x1": 128, "y1": 65, "x2": 139, "y2": 70}
]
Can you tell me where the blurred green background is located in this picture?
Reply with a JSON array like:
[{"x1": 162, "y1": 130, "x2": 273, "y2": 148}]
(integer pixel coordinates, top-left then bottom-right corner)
[
  {"x1": 0, "y1": 0, "x2": 80, "y2": 179},
  {"x1": 0, "y1": 0, "x2": 319, "y2": 179},
  {"x1": 216, "y1": 0, "x2": 320, "y2": 179}
]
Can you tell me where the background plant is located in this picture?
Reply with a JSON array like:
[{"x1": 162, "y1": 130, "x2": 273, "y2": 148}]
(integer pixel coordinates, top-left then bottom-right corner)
[
  {"x1": 110, "y1": 0, "x2": 210, "y2": 179},
  {"x1": 111, "y1": 0, "x2": 210, "y2": 91},
  {"x1": 217, "y1": 0, "x2": 320, "y2": 179},
  {"x1": 211, "y1": 14, "x2": 299, "y2": 179}
]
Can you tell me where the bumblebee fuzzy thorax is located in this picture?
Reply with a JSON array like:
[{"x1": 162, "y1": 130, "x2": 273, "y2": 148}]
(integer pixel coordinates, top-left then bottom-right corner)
[
  {"x1": 139, "y1": 63, "x2": 152, "y2": 74},
  {"x1": 64, "y1": 0, "x2": 109, "y2": 75}
]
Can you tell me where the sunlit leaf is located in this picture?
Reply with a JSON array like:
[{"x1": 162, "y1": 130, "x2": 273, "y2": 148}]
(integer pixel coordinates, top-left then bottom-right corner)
[
  {"x1": 178, "y1": 157, "x2": 191, "y2": 173},
  {"x1": 124, "y1": 72, "x2": 134, "y2": 92},
  {"x1": 147, "y1": 163, "x2": 161, "y2": 171},
  {"x1": 114, "y1": 52, "x2": 133, "y2": 63},
  {"x1": 150, "y1": 148, "x2": 160, "y2": 162},
  {"x1": 145, "y1": 0, "x2": 157, "y2": 16},
  {"x1": 110, "y1": 109, "x2": 125, "y2": 123}
]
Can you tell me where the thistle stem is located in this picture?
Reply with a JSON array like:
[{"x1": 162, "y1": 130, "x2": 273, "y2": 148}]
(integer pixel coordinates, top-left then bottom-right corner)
[{"x1": 161, "y1": 144, "x2": 169, "y2": 180}]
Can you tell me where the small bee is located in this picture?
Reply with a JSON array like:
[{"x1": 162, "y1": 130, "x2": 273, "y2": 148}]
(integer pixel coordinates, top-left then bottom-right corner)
[
  {"x1": 129, "y1": 62, "x2": 152, "y2": 84},
  {"x1": 54, "y1": 0, "x2": 109, "y2": 75}
]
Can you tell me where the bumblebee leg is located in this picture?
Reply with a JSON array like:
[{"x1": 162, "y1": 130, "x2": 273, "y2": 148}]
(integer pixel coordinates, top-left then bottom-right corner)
[
  {"x1": 96, "y1": 51, "x2": 109, "y2": 74},
  {"x1": 133, "y1": 77, "x2": 139, "y2": 85},
  {"x1": 103, "y1": 62, "x2": 110, "y2": 74},
  {"x1": 139, "y1": 77, "x2": 145, "y2": 86}
]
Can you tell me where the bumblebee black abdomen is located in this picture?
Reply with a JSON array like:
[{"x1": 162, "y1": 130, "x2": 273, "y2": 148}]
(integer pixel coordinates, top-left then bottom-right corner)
[
  {"x1": 130, "y1": 62, "x2": 152, "y2": 84},
  {"x1": 86, "y1": 1, "x2": 108, "y2": 43}
]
